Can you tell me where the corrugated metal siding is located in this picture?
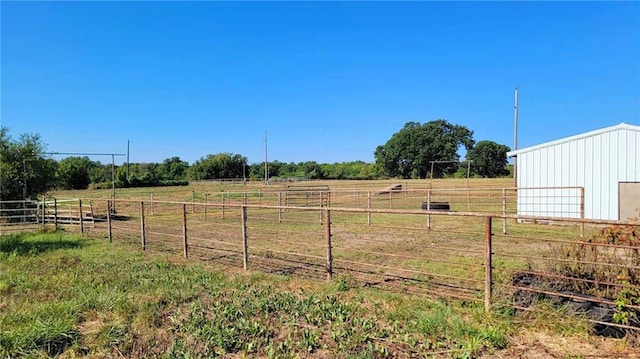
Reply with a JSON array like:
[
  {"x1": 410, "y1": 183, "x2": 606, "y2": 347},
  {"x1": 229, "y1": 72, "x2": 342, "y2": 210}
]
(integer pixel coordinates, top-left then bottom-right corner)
[{"x1": 515, "y1": 126, "x2": 640, "y2": 220}]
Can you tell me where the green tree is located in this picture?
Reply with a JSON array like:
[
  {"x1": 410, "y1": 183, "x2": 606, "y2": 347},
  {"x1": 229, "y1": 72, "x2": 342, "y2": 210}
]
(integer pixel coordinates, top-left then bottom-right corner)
[
  {"x1": 466, "y1": 141, "x2": 511, "y2": 178},
  {"x1": 157, "y1": 157, "x2": 189, "y2": 180},
  {"x1": 56, "y1": 156, "x2": 98, "y2": 190},
  {"x1": 374, "y1": 120, "x2": 474, "y2": 178},
  {"x1": 190, "y1": 153, "x2": 247, "y2": 180},
  {"x1": 0, "y1": 127, "x2": 57, "y2": 200}
]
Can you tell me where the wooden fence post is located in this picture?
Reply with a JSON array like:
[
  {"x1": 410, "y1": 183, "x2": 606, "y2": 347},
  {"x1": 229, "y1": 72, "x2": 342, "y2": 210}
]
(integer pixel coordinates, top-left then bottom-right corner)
[
  {"x1": 107, "y1": 200, "x2": 112, "y2": 243},
  {"x1": 182, "y1": 204, "x2": 188, "y2": 258},
  {"x1": 204, "y1": 193, "x2": 209, "y2": 219},
  {"x1": 502, "y1": 188, "x2": 507, "y2": 234},
  {"x1": 367, "y1": 191, "x2": 371, "y2": 225},
  {"x1": 140, "y1": 201, "x2": 146, "y2": 250},
  {"x1": 485, "y1": 216, "x2": 493, "y2": 313},
  {"x1": 54, "y1": 198, "x2": 58, "y2": 230},
  {"x1": 242, "y1": 205, "x2": 248, "y2": 270},
  {"x1": 41, "y1": 198, "x2": 45, "y2": 229},
  {"x1": 150, "y1": 193, "x2": 154, "y2": 216},
  {"x1": 79, "y1": 199, "x2": 84, "y2": 235},
  {"x1": 222, "y1": 193, "x2": 226, "y2": 220},
  {"x1": 325, "y1": 208, "x2": 333, "y2": 281},
  {"x1": 427, "y1": 190, "x2": 432, "y2": 229},
  {"x1": 278, "y1": 192, "x2": 282, "y2": 223},
  {"x1": 192, "y1": 190, "x2": 195, "y2": 213}
]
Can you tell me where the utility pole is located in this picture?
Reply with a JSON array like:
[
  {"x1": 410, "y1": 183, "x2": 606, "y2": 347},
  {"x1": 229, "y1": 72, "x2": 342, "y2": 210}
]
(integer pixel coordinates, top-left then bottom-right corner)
[
  {"x1": 126, "y1": 140, "x2": 130, "y2": 181},
  {"x1": 264, "y1": 130, "x2": 268, "y2": 185},
  {"x1": 513, "y1": 87, "x2": 519, "y2": 188}
]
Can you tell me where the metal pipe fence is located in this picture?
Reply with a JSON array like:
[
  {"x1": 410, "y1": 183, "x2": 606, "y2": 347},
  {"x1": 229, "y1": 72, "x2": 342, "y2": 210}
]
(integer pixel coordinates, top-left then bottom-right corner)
[{"x1": 3, "y1": 195, "x2": 637, "y2": 335}]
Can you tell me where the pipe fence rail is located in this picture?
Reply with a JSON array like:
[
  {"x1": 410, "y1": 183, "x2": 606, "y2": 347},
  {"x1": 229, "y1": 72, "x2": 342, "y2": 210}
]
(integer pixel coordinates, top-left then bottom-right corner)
[{"x1": 2, "y1": 195, "x2": 638, "y2": 335}]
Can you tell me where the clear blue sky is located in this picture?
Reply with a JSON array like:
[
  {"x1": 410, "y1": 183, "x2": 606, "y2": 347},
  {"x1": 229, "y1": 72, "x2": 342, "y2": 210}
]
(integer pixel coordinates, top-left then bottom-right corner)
[{"x1": 2, "y1": 1, "x2": 639, "y2": 166}]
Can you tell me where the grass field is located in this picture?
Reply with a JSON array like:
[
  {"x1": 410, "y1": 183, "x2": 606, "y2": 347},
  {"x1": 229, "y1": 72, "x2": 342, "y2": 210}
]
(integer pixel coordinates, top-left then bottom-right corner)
[{"x1": 3, "y1": 230, "x2": 638, "y2": 358}]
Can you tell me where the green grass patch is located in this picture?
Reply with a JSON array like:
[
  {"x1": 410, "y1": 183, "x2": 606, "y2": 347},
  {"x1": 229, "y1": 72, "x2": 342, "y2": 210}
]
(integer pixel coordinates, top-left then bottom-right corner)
[{"x1": 0, "y1": 230, "x2": 618, "y2": 358}]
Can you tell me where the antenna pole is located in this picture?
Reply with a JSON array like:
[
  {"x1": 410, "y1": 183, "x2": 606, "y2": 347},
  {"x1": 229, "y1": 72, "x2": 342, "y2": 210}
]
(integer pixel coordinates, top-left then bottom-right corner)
[
  {"x1": 513, "y1": 87, "x2": 519, "y2": 188},
  {"x1": 264, "y1": 130, "x2": 268, "y2": 185},
  {"x1": 126, "y1": 140, "x2": 130, "y2": 181}
]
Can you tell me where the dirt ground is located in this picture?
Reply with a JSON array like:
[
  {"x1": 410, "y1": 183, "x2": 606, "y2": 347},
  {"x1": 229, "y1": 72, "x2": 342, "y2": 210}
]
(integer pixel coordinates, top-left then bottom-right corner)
[{"x1": 483, "y1": 329, "x2": 639, "y2": 359}]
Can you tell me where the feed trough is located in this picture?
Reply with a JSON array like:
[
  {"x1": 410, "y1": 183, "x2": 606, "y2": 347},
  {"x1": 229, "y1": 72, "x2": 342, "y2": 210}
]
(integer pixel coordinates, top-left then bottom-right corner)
[{"x1": 421, "y1": 202, "x2": 450, "y2": 211}]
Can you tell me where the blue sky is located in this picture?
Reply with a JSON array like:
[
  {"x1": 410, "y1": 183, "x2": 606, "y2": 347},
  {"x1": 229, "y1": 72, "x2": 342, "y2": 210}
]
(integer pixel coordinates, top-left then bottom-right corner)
[{"x1": 2, "y1": 1, "x2": 639, "y2": 165}]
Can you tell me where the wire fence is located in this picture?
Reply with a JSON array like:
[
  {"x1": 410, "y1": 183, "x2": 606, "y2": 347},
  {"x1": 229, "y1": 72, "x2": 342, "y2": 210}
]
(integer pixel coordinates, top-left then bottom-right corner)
[{"x1": 2, "y1": 194, "x2": 638, "y2": 336}]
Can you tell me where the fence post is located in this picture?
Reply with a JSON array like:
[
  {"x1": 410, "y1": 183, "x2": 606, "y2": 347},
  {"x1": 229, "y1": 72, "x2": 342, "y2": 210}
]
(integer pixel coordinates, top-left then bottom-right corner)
[
  {"x1": 325, "y1": 208, "x2": 333, "y2": 281},
  {"x1": 182, "y1": 204, "x2": 188, "y2": 258},
  {"x1": 54, "y1": 198, "x2": 58, "y2": 230},
  {"x1": 204, "y1": 193, "x2": 209, "y2": 219},
  {"x1": 41, "y1": 198, "x2": 45, "y2": 229},
  {"x1": 278, "y1": 192, "x2": 282, "y2": 223},
  {"x1": 242, "y1": 205, "x2": 248, "y2": 270},
  {"x1": 78, "y1": 199, "x2": 84, "y2": 235},
  {"x1": 150, "y1": 193, "x2": 154, "y2": 216},
  {"x1": 502, "y1": 188, "x2": 507, "y2": 234},
  {"x1": 192, "y1": 190, "x2": 195, "y2": 213},
  {"x1": 140, "y1": 201, "x2": 146, "y2": 250},
  {"x1": 367, "y1": 191, "x2": 372, "y2": 225},
  {"x1": 107, "y1": 200, "x2": 112, "y2": 243},
  {"x1": 222, "y1": 193, "x2": 226, "y2": 220},
  {"x1": 484, "y1": 216, "x2": 493, "y2": 313},
  {"x1": 427, "y1": 190, "x2": 432, "y2": 229},
  {"x1": 580, "y1": 187, "x2": 585, "y2": 238}
]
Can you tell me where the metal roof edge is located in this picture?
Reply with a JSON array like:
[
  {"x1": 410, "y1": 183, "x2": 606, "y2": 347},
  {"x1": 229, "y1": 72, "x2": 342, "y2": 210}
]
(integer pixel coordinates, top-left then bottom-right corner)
[{"x1": 506, "y1": 122, "x2": 640, "y2": 157}]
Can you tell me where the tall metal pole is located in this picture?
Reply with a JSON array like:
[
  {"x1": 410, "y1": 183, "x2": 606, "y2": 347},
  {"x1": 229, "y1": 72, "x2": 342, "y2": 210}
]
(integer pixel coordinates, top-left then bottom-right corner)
[
  {"x1": 264, "y1": 130, "x2": 268, "y2": 185},
  {"x1": 126, "y1": 140, "x2": 130, "y2": 182},
  {"x1": 513, "y1": 87, "x2": 519, "y2": 188},
  {"x1": 111, "y1": 154, "x2": 115, "y2": 201}
]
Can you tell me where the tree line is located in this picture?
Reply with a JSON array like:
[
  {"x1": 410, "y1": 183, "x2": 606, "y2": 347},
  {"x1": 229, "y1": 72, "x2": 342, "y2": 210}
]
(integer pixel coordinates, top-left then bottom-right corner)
[{"x1": 1, "y1": 119, "x2": 511, "y2": 200}]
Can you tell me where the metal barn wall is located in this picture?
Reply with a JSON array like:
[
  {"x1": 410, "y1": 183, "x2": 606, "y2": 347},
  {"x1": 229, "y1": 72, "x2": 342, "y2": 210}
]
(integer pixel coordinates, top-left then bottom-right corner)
[{"x1": 513, "y1": 124, "x2": 640, "y2": 220}]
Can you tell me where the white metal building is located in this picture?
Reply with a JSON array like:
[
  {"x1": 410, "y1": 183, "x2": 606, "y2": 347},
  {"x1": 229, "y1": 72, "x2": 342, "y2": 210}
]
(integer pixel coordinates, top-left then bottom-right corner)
[{"x1": 507, "y1": 123, "x2": 640, "y2": 221}]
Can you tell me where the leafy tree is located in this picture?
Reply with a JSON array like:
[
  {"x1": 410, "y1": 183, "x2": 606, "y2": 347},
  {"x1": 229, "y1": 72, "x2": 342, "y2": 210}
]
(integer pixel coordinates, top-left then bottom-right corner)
[
  {"x1": 466, "y1": 141, "x2": 511, "y2": 178},
  {"x1": 56, "y1": 156, "x2": 98, "y2": 190},
  {"x1": 190, "y1": 153, "x2": 247, "y2": 180},
  {"x1": 0, "y1": 127, "x2": 57, "y2": 200},
  {"x1": 374, "y1": 120, "x2": 474, "y2": 178},
  {"x1": 157, "y1": 157, "x2": 189, "y2": 180}
]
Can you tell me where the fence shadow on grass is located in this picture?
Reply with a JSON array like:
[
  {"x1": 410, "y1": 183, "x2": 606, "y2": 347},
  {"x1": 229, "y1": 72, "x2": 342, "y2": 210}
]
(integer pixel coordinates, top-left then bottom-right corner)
[{"x1": 0, "y1": 232, "x2": 83, "y2": 256}]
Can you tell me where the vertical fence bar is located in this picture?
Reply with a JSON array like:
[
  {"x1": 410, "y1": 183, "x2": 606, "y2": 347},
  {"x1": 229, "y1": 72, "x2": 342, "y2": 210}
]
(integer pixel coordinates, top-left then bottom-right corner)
[
  {"x1": 367, "y1": 191, "x2": 372, "y2": 225},
  {"x1": 204, "y1": 193, "x2": 208, "y2": 219},
  {"x1": 427, "y1": 190, "x2": 432, "y2": 229},
  {"x1": 502, "y1": 188, "x2": 507, "y2": 234},
  {"x1": 150, "y1": 193, "x2": 154, "y2": 216},
  {"x1": 54, "y1": 198, "x2": 58, "y2": 230},
  {"x1": 182, "y1": 204, "x2": 188, "y2": 258},
  {"x1": 242, "y1": 205, "x2": 248, "y2": 270},
  {"x1": 325, "y1": 208, "x2": 333, "y2": 281},
  {"x1": 41, "y1": 198, "x2": 45, "y2": 228},
  {"x1": 485, "y1": 216, "x2": 493, "y2": 313},
  {"x1": 140, "y1": 201, "x2": 146, "y2": 250},
  {"x1": 278, "y1": 192, "x2": 282, "y2": 223},
  {"x1": 222, "y1": 193, "x2": 226, "y2": 220},
  {"x1": 320, "y1": 201, "x2": 324, "y2": 225},
  {"x1": 107, "y1": 200, "x2": 112, "y2": 243},
  {"x1": 79, "y1": 199, "x2": 84, "y2": 235},
  {"x1": 580, "y1": 187, "x2": 585, "y2": 237},
  {"x1": 192, "y1": 190, "x2": 195, "y2": 213}
]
